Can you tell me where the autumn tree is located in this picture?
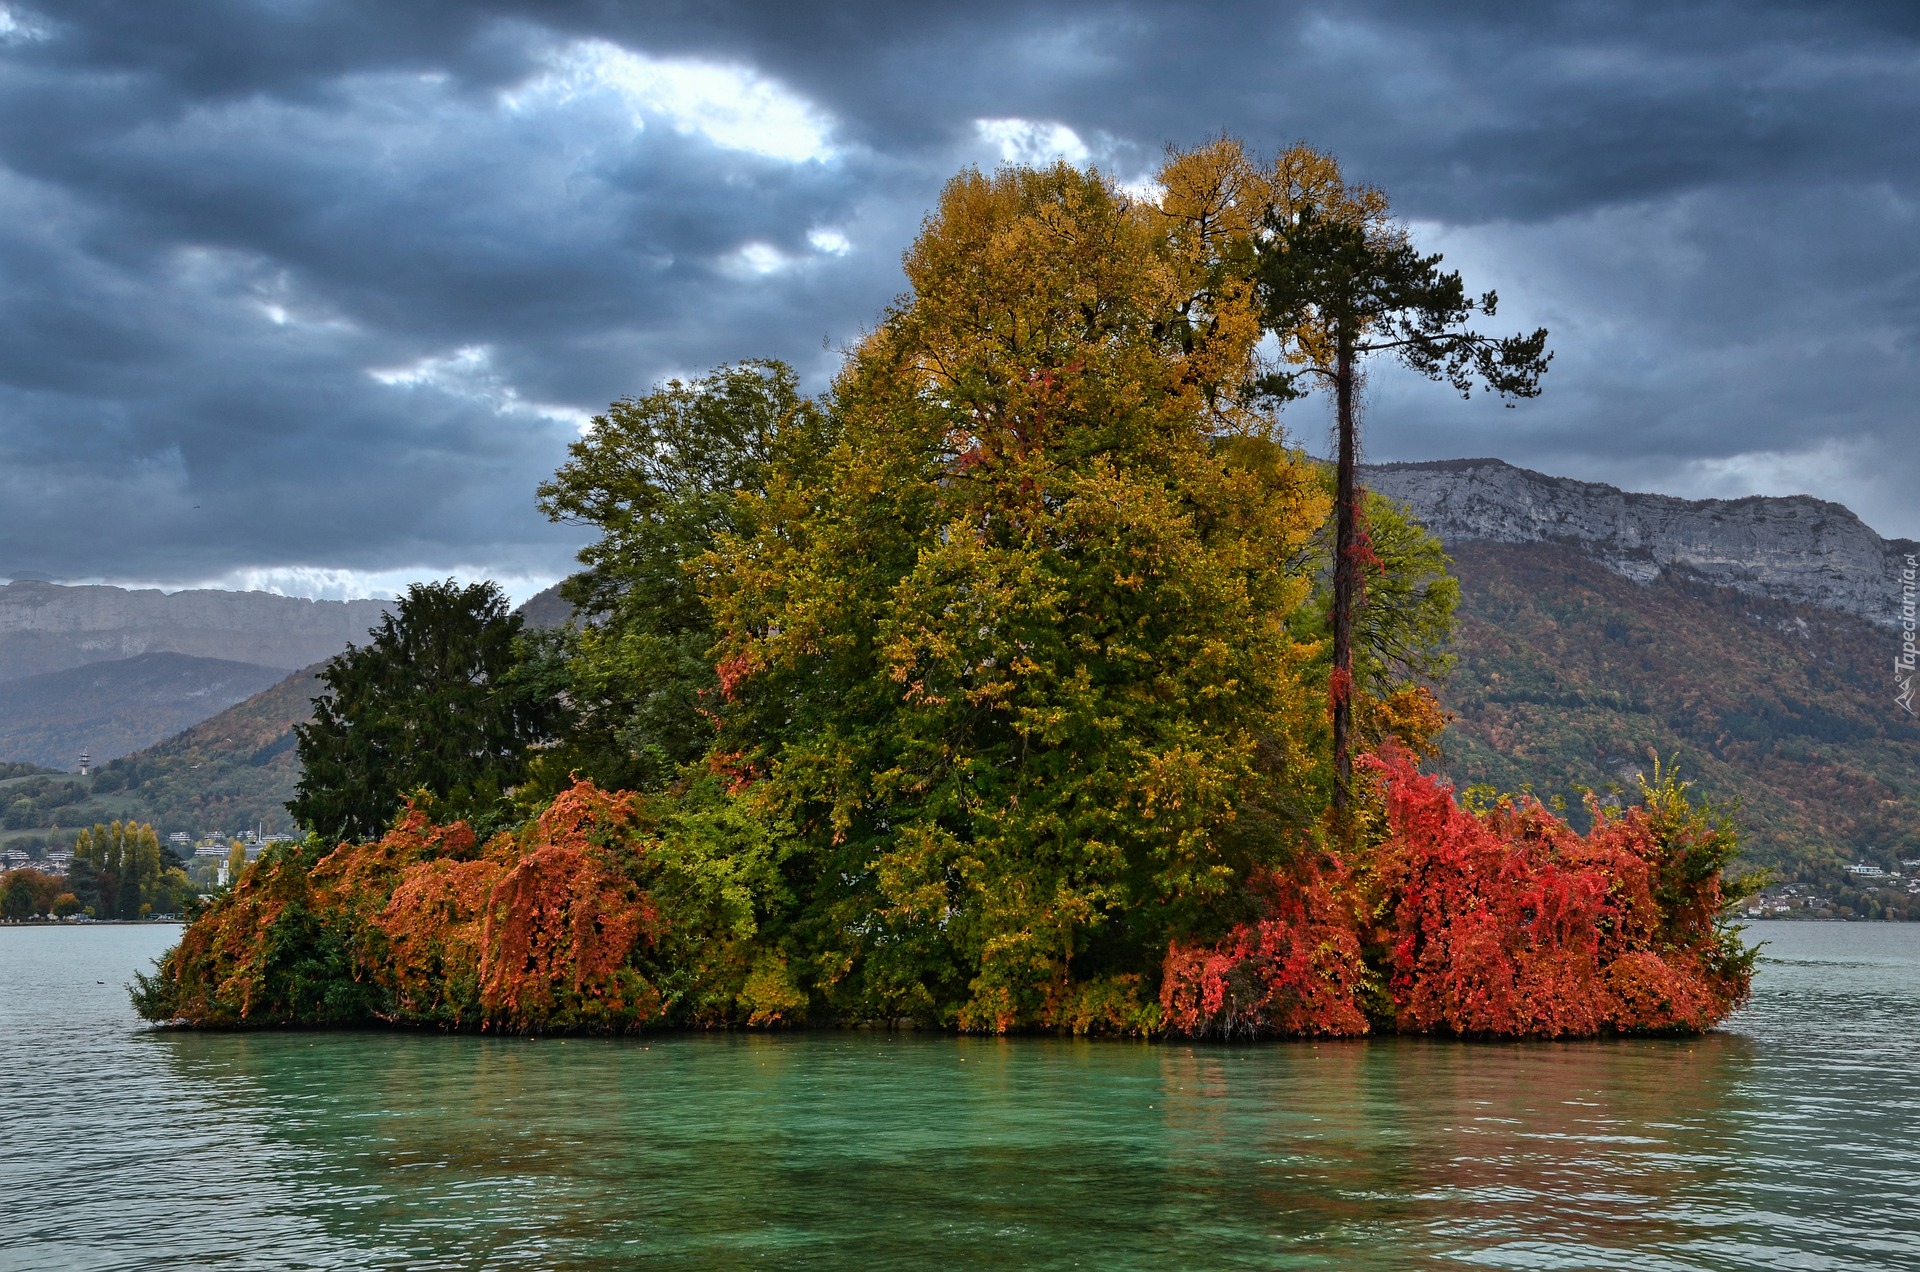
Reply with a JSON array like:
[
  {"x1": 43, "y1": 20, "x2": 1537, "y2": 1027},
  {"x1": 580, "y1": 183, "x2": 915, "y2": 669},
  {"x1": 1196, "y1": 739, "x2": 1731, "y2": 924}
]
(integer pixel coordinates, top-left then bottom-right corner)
[
  {"x1": 1250, "y1": 153, "x2": 1550, "y2": 812},
  {"x1": 1, "y1": 869, "x2": 62, "y2": 919},
  {"x1": 700, "y1": 160, "x2": 1335, "y2": 1028},
  {"x1": 290, "y1": 580, "x2": 562, "y2": 843},
  {"x1": 534, "y1": 362, "x2": 831, "y2": 793},
  {"x1": 72, "y1": 821, "x2": 178, "y2": 918}
]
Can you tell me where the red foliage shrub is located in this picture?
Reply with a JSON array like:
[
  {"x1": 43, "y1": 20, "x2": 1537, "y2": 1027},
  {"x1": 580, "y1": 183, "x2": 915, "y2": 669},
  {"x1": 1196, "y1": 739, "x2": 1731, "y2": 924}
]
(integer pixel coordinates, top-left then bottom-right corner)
[
  {"x1": 478, "y1": 841, "x2": 661, "y2": 1029},
  {"x1": 1160, "y1": 857, "x2": 1371, "y2": 1038},
  {"x1": 373, "y1": 856, "x2": 504, "y2": 1026},
  {"x1": 1364, "y1": 747, "x2": 1750, "y2": 1036},
  {"x1": 146, "y1": 780, "x2": 674, "y2": 1032}
]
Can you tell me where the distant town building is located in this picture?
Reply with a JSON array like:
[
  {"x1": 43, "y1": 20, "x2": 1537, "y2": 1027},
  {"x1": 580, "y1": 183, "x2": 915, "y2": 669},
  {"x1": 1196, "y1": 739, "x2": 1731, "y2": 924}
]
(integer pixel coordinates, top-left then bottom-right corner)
[{"x1": 1847, "y1": 864, "x2": 1886, "y2": 878}]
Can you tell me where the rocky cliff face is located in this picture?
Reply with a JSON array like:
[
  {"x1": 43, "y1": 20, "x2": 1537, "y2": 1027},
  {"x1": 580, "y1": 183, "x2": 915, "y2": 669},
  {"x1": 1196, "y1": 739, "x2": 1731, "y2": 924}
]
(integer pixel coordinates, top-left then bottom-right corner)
[
  {"x1": 0, "y1": 582, "x2": 392, "y2": 682},
  {"x1": 1363, "y1": 459, "x2": 1918, "y2": 626}
]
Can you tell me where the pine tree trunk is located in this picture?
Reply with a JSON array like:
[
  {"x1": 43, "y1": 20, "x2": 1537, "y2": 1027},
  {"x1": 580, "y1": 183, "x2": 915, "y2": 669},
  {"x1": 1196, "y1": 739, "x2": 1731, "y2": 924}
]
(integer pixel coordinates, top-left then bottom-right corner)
[{"x1": 1330, "y1": 333, "x2": 1356, "y2": 816}]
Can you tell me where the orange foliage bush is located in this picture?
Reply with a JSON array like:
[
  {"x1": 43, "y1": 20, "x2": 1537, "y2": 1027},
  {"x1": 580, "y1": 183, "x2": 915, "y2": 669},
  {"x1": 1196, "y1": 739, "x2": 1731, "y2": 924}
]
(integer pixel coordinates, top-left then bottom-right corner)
[{"x1": 144, "y1": 781, "x2": 676, "y2": 1033}]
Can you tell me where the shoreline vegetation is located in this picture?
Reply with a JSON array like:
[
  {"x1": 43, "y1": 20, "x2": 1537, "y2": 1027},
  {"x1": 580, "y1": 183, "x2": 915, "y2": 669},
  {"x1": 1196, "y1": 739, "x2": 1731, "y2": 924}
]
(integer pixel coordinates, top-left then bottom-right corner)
[{"x1": 134, "y1": 139, "x2": 1755, "y2": 1038}]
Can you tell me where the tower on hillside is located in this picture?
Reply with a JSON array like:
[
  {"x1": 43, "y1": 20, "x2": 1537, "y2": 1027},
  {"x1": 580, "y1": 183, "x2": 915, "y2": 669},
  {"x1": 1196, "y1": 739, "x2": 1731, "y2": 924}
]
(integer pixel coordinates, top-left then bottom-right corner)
[{"x1": 77, "y1": 749, "x2": 90, "y2": 777}]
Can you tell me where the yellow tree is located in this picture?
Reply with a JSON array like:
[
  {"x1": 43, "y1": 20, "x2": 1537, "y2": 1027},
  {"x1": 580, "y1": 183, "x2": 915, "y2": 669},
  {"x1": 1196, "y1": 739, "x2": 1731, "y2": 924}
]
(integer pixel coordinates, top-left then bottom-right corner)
[
  {"x1": 701, "y1": 159, "x2": 1332, "y2": 1029},
  {"x1": 73, "y1": 821, "x2": 165, "y2": 918}
]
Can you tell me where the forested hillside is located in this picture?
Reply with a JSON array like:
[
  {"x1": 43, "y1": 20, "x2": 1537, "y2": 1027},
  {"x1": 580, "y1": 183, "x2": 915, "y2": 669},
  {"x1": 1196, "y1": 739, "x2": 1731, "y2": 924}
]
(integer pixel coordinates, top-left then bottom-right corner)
[
  {"x1": 91, "y1": 664, "x2": 319, "y2": 836},
  {"x1": 1438, "y1": 541, "x2": 1919, "y2": 913},
  {"x1": 0, "y1": 664, "x2": 319, "y2": 851},
  {"x1": 0, "y1": 652, "x2": 287, "y2": 770}
]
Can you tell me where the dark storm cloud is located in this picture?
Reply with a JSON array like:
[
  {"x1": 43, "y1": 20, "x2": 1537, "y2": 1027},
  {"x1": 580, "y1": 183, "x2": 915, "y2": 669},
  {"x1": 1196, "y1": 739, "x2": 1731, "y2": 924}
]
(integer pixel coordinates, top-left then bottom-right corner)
[{"x1": 0, "y1": 1, "x2": 1916, "y2": 597}]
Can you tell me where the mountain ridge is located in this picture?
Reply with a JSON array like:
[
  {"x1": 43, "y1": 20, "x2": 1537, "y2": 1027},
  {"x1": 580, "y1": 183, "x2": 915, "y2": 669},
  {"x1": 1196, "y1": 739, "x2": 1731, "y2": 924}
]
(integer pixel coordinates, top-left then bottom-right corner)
[
  {"x1": 0, "y1": 581, "x2": 392, "y2": 682},
  {"x1": 0, "y1": 652, "x2": 289, "y2": 771},
  {"x1": 1363, "y1": 458, "x2": 1916, "y2": 626}
]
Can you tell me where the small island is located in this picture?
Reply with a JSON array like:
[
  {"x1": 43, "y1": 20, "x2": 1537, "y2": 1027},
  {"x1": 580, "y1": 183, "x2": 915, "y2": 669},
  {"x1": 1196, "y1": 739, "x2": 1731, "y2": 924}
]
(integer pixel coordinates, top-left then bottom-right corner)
[{"x1": 134, "y1": 141, "x2": 1754, "y2": 1039}]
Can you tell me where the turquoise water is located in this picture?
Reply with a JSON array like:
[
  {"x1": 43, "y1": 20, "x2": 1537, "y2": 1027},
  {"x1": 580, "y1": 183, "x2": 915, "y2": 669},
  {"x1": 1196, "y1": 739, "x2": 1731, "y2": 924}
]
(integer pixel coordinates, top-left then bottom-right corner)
[{"x1": 1, "y1": 924, "x2": 1915, "y2": 1269}]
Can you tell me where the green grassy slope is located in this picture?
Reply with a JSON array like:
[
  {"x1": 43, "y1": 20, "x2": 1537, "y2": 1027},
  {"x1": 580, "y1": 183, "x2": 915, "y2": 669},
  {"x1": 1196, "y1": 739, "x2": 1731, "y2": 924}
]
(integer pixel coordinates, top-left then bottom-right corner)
[
  {"x1": 1437, "y1": 542, "x2": 1919, "y2": 909},
  {"x1": 0, "y1": 663, "x2": 321, "y2": 850}
]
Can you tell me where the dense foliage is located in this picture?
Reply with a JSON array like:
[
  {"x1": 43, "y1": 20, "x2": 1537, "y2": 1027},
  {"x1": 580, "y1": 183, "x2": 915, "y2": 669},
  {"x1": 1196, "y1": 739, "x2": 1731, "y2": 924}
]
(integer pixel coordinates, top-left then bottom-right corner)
[
  {"x1": 68, "y1": 820, "x2": 188, "y2": 918},
  {"x1": 1, "y1": 868, "x2": 78, "y2": 919},
  {"x1": 139, "y1": 142, "x2": 1752, "y2": 1037},
  {"x1": 533, "y1": 361, "x2": 817, "y2": 795},
  {"x1": 1442, "y1": 542, "x2": 1920, "y2": 913},
  {"x1": 1160, "y1": 750, "x2": 1754, "y2": 1038},
  {"x1": 290, "y1": 581, "x2": 564, "y2": 843}
]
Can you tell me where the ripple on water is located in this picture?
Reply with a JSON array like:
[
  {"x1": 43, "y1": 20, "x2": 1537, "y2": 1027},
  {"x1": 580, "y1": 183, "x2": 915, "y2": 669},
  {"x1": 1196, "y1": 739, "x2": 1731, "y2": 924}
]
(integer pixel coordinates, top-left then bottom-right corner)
[{"x1": 1, "y1": 921, "x2": 1916, "y2": 1270}]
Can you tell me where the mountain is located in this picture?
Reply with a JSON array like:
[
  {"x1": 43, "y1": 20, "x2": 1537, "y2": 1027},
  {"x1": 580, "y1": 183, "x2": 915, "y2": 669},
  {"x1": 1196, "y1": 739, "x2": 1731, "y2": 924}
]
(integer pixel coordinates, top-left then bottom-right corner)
[
  {"x1": 0, "y1": 580, "x2": 391, "y2": 682},
  {"x1": 0, "y1": 652, "x2": 289, "y2": 770},
  {"x1": 1365, "y1": 459, "x2": 1917, "y2": 625},
  {"x1": 1437, "y1": 542, "x2": 1917, "y2": 898},
  {"x1": 87, "y1": 662, "x2": 323, "y2": 839},
  {"x1": 1361, "y1": 460, "x2": 1919, "y2": 918},
  {"x1": 516, "y1": 583, "x2": 577, "y2": 629},
  {"x1": 0, "y1": 661, "x2": 325, "y2": 856}
]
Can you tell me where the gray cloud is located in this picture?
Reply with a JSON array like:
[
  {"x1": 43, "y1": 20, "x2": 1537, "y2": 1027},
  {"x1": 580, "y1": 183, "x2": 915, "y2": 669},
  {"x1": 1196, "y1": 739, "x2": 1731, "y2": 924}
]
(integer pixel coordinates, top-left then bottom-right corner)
[{"x1": 0, "y1": 0, "x2": 1915, "y2": 599}]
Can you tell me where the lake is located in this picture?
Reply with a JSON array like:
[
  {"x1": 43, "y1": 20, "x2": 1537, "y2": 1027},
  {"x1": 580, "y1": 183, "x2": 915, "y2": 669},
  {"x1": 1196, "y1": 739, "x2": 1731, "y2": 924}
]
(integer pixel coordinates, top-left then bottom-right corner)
[{"x1": 0, "y1": 921, "x2": 1914, "y2": 1270}]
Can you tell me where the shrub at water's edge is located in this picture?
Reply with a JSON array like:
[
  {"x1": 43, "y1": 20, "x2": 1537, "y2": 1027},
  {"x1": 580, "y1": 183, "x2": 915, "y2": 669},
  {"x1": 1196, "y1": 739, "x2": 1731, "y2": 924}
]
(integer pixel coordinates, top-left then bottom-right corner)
[
  {"x1": 134, "y1": 778, "x2": 809, "y2": 1031},
  {"x1": 1157, "y1": 749, "x2": 1753, "y2": 1038}
]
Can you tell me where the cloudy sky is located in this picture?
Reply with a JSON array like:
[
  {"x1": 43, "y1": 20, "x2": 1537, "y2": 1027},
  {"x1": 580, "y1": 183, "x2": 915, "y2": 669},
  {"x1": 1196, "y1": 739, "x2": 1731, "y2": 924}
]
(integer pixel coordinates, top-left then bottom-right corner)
[{"x1": 1, "y1": 1, "x2": 1915, "y2": 600}]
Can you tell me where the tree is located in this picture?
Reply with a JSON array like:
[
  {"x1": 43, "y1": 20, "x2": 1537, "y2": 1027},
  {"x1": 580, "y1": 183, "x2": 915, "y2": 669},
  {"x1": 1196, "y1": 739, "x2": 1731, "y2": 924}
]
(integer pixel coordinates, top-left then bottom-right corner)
[
  {"x1": 700, "y1": 160, "x2": 1334, "y2": 1028},
  {"x1": 72, "y1": 822, "x2": 167, "y2": 918},
  {"x1": 289, "y1": 580, "x2": 561, "y2": 843},
  {"x1": 534, "y1": 362, "x2": 829, "y2": 793},
  {"x1": 1252, "y1": 162, "x2": 1550, "y2": 813},
  {"x1": 1, "y1": 873, "x2": 35, "y2": 919}
]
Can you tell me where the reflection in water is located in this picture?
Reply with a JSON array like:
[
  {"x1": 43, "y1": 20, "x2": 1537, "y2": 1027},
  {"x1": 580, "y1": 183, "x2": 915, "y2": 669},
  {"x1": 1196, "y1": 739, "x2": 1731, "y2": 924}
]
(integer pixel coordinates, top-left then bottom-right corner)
[
  {"x1": 146, "y1": 1029, "x2": 1766, "y2": 1268},
  {"x1": 2, "y1": 922, "x2": 1917, "y2": 1270}
]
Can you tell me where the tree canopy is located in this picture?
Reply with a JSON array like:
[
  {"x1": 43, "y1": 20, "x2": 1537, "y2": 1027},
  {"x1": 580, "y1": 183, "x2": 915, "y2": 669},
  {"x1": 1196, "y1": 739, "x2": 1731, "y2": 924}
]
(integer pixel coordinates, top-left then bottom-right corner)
[
  {"x1": 289, "y1": 580, "x2": 561, "y2": 843},
  {"x1": 143, "y1": 139, "x2": 1748, "y2": 1041}
]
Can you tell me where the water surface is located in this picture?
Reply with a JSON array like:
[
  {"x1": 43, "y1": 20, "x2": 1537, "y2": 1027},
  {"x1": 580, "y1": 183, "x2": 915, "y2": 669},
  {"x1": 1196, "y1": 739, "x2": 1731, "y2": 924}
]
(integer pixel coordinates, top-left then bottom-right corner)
[{"x1": 1, "y1": 922, "x2": 1914, "y2": 1269}]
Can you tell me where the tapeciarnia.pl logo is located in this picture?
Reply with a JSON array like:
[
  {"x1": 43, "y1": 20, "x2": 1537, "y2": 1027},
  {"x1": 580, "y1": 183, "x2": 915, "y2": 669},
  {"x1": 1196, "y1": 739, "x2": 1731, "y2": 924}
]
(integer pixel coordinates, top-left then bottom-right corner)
[{"x1": 1899, "y1": 553, "x2": 1917, "y2": 714}]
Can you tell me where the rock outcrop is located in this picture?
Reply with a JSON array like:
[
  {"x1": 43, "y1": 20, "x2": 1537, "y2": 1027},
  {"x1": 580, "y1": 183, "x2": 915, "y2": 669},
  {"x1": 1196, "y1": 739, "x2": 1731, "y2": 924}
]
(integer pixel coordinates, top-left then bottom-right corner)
[
  {"x1": 1363, "y1": 459, "x2": 1918, "y2": 626},
  {"x1": 0, "y1": 581, "x2": 392, "y2": 682}
]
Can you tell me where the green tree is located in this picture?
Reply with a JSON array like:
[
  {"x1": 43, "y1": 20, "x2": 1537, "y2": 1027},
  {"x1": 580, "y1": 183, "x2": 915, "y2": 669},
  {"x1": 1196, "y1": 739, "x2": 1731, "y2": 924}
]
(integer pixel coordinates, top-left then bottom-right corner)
[
  {"x1": 73, "y1": 821, "x2": 166, "y2": 918},
  {"x1": 534, "y1": 361, "x2": 831, "y2": 793},
  {"x1": 289, "y1": 580, "x2": 560, "y2": 843},
  {"x1": 1, "y1": 873, "x2": 34, "y2": 919},
  {"x1": 1253, "y1": 164, "x2": 1550, "y2": 812}
]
